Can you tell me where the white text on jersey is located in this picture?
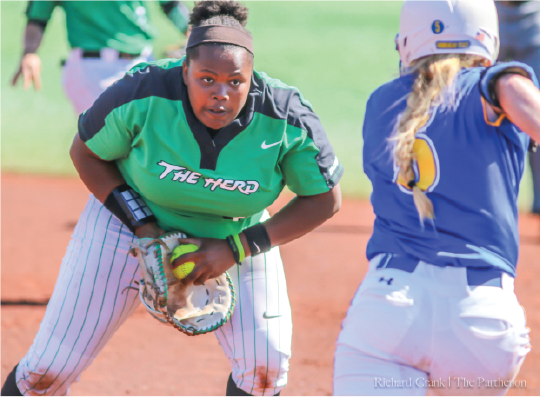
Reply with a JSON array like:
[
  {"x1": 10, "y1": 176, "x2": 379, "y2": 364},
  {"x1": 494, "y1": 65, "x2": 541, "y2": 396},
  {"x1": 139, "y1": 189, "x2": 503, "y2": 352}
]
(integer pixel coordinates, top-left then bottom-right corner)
[{"x1": 158, "y1": 160, "x2": 260, "y2": 195}]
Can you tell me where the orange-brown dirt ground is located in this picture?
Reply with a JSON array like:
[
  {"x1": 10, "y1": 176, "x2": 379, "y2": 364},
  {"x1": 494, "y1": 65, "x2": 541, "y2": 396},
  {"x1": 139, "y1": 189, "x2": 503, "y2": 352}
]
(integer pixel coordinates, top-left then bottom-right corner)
[{"x1": 1, "y1": 173, "x2": 539, "y2": 396}]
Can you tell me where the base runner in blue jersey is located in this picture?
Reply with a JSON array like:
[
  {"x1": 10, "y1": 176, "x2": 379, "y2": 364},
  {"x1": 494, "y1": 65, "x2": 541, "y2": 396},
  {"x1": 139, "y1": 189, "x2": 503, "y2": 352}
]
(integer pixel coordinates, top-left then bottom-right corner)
[
  {"x1": 334, "y1": 1, "x2": 540, "y2": 396},
  {"x1": 1, "y1": 2, "x2": 343, "y2": 396}
]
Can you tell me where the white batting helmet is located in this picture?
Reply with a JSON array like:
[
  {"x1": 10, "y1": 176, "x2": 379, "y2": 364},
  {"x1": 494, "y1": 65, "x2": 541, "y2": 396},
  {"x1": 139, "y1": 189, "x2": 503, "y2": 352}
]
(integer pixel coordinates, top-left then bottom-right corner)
[{"x1": 396, "y1": 0, "x2": 500, "y2": 68}]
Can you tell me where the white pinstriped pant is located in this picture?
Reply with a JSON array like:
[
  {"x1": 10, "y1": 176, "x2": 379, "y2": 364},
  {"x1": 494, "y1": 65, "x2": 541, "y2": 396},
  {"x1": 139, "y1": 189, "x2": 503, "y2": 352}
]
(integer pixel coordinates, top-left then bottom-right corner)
[{"x1": 16, "y1": 195, "x2": 292, "y2": 396}]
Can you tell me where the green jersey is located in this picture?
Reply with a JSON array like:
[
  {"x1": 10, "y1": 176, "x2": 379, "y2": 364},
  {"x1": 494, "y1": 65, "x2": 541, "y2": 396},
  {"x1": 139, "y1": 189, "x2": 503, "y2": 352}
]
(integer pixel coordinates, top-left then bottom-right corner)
[
  {"x1": 79, "y1": 58, "x2": 344, "y2": 239},
  {"x1": 26, "y1": 1, "x2": 189, "y2": 54}
]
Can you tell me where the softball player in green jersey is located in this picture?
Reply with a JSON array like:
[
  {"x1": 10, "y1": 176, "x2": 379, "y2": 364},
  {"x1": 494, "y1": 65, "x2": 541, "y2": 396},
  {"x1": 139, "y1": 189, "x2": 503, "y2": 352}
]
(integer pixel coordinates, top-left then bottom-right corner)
[
  {"x1": 1, "y1": 2, "x2": 343, "y2": 396},
  {"x1": 12, "y1": 1, "x2": 190, "y2": 114}
]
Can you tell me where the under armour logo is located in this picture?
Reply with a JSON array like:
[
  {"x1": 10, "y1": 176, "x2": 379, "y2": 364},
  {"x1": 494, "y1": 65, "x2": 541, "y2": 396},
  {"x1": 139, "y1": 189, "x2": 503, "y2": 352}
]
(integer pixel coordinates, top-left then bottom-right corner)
[{"x1": 379, "y1": 277, "x2": 393, "y2": 285}]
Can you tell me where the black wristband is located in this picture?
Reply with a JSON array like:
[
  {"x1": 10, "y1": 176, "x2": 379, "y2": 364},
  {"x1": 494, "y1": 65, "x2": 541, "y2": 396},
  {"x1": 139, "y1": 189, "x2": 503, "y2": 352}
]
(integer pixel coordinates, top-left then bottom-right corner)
[
  {"x1": 486, "y1": 71, "x2": 510, "y2": 109},
  {"x1": 103, "y1": 184, "x2": 156, "y2": 233},
  {"x1": 482, "y1": 66, "x2": 532, "y2": 109},
  {"x1": 243, "y1": 223, "x2": 271, "y2": 257},
  {"x1": 226, "y1": 235, "x2": 241, "y2": 264}
]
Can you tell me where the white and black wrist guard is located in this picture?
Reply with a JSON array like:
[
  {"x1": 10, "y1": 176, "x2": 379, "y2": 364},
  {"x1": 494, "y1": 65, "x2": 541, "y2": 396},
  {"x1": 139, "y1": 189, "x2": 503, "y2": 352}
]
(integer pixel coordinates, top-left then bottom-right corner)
[{"x1": 104, "y1": 184, "x2": 156, "y2": 233}]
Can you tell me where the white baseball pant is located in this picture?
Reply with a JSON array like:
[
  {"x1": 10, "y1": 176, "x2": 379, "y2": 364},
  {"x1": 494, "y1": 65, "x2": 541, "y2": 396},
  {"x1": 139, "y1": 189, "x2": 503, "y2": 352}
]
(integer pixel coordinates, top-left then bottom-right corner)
[
  {"x1": 61, "y1": 48, "x2": 152, "y2": 115},
  {"x1": 15, "y1": 195, "x2": 292, "y2": 396},
  {"x1": 334, "y1": 254, "x2": 530, "y2": 396}
]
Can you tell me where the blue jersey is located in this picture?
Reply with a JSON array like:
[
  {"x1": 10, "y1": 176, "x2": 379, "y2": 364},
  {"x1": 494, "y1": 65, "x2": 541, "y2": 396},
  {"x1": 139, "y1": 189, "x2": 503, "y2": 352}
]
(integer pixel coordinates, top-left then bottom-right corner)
[{"x1": 363, "y1": 62, "x2": 538, "y2": 277}]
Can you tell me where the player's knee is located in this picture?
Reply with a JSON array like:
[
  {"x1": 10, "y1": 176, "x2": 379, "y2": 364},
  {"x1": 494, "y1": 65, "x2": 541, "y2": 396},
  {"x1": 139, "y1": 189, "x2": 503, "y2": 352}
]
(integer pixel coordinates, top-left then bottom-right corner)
[
  {"x1": 253, "y1": 365, "x2": 285, "y2": 394},
  {"x1": 25, "y1": 368, "x2": 61, "y2": 396},
  {"x1": 19, "y1": 361, "x2": 77, "y2": 396},
  {"x1": 236, "y1": 359, "x2": 289, "y2": 396},
  {"x1": 227, "y1": 372, "x2": 281, "y2": 396},
  {"x1": 261, "y1": 341, "x2": 290, "y2": 386},
  {"x1": 233, "y1": 371, "x2": 283, "y2": 396}
]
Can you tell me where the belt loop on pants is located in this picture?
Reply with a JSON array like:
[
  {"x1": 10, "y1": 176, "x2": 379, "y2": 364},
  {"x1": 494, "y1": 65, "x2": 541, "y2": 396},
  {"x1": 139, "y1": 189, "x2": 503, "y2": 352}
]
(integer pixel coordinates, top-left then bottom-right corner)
[
  {"x1": 376, "y1": 254, "x2": 505, "y2": 288},
  {"x1": 80, "y1": 48, "x2": 142, "y2": 61},
  {"x1": 465, "y1": 267, "x2": 505, "y2": 288},
  {"x1": 376, "y1": 254, "x2": 419, "y2": 273}
]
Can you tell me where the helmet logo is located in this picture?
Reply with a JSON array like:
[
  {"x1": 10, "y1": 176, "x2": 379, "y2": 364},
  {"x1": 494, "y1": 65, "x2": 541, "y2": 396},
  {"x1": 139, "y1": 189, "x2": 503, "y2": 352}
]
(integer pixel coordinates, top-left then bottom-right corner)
[{"x1": 432, "y1": 20, "x2": 444, "y2": 34}]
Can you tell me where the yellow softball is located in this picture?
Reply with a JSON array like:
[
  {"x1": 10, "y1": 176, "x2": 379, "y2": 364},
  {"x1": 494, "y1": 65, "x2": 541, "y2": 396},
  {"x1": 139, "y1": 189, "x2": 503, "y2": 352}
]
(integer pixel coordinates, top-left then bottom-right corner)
[{"x1": 170, "y1": 244, "x2": 198, "y2": 279}]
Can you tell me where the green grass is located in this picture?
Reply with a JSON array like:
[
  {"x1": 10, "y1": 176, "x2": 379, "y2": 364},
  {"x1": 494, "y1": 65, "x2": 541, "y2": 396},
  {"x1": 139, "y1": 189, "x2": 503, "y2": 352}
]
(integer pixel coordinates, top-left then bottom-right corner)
[{"x1": 0, "y1": 1, "x2": 534, "y2": 209}]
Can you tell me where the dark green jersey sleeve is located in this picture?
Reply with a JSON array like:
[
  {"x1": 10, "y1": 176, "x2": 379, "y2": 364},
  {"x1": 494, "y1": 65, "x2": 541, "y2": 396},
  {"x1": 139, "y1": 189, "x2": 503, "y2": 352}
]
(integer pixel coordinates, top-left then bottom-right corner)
[
  {"x1": 78, "y1": 59, "x2": 183, "y2": 160},
  {"x1": 79, "y1": 96, "x2": 136, "y2": 161},
  {"x1": 253, "y1": 71, "x2": 344, "y2": 196},
  {"x1": 280, "y1": 117, "x2": 343, "y2": 196},
  {"x1": 78, "y1": 73, "x2": 144, "y2": 161},
  {"x1": 26, "y1": 0, "x2": 60, "y2": 22}
]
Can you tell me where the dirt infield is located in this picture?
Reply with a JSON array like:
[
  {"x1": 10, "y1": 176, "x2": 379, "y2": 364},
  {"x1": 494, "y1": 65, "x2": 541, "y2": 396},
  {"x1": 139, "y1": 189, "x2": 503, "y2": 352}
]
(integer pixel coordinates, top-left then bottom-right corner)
[{"x1": 1, "y1": 173, "x2": 539, "y2": 396}]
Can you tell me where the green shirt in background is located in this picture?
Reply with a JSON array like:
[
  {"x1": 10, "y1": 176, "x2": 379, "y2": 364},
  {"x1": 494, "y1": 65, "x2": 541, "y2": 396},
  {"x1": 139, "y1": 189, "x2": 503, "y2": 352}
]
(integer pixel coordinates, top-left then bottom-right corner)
[
  {"x1": 26, "y1": 1, "x2": 189, "y2": 54},
  {"x1": 79, "y1": 58, "x2": 344, "y2": 238}
]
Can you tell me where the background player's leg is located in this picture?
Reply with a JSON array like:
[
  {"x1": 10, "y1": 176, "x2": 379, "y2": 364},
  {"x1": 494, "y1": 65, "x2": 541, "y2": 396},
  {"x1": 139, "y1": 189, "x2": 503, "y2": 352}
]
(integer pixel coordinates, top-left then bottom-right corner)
[
  {"x1": 13, "y1": 195, "x2": 141, "y2": 396},
  {"x1": 61, "y1": 50, "x2": 151, "y2": 115},
  {"x1": 216, "y1": 247, "x2": 292, "y2": 397},
  {"x1": 226, "y1": 373, "x2": 281, "y2": 396}
]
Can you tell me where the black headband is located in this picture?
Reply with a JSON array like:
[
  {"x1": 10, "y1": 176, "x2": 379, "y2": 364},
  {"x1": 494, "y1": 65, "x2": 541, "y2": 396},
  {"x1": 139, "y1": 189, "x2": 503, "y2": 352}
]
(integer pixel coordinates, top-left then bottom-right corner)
[{"x1": 187, "y1": 24, "x2": 253, "y2": 54}]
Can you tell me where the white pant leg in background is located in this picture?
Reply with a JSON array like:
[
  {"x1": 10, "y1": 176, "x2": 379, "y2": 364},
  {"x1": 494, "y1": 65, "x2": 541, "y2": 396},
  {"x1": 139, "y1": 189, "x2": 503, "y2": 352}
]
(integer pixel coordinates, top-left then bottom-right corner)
[
  {"x1": 16, "y1": 195, "x2": 141, "y2": 396},
  {"x1": 334, "y1": 256, "x2": 530, "y2": 396},
  {"x1": 215, "y1": 246, "x2": 293, "y2": 396},
  {"x1": 61, "y1": 48, "x2": 152, "y2": 115}
]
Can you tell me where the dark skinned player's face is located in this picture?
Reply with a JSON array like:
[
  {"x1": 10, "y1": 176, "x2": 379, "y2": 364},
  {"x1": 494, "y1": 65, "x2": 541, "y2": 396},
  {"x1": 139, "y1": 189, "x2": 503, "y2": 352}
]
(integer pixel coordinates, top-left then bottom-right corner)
[{"x1": 183, "y1": 46, "x2": 253, "y2": 130}]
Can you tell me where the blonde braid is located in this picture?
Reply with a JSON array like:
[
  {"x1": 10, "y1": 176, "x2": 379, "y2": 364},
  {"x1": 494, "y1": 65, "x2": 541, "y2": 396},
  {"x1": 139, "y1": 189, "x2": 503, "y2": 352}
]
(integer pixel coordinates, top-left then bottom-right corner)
[{"x1": 393, "y1": 54, "x2": 484, "y2": 221}]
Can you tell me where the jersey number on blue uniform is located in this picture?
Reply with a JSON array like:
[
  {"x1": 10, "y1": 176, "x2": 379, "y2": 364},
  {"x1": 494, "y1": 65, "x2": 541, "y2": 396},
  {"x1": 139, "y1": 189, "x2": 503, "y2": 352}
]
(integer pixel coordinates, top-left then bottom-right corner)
[{"x1": 394, "y1": 133, "x2": 440, "y2": 194}]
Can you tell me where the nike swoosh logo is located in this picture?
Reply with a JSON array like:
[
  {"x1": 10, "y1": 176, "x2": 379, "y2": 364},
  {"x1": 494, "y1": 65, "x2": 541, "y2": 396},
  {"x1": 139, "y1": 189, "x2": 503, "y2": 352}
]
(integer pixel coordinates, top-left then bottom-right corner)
[
  {"x1": 262, "y1": 311, "x2": 282, "y2": 319},
  {"x1": 261, "y1": 140, "x2": 283, "y2": 149}
]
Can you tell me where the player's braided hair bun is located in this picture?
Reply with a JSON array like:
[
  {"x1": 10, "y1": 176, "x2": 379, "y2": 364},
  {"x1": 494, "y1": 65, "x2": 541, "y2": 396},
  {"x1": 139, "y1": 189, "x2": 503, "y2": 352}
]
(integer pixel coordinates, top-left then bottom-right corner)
[{"x1": 190, "y1": 1, "x2": 249, "y2": 28}]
